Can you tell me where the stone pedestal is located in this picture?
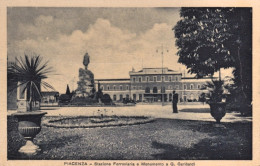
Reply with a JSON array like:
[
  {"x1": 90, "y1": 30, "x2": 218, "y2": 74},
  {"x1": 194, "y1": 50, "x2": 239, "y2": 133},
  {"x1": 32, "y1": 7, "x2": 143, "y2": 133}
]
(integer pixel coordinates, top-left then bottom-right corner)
[
  {"x1": 74, "y1": 52, "x2": 95, "y2": 97},
  {"x1": 75, "y1": 68, "x2": 95, "y2": 97}
]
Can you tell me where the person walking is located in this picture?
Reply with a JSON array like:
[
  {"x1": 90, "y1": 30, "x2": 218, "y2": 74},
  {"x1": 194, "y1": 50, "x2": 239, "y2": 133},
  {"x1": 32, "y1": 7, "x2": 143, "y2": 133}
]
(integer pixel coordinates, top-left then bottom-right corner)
[{"x1": 172, "y1": 91, "x2": 178, "y2": 113}]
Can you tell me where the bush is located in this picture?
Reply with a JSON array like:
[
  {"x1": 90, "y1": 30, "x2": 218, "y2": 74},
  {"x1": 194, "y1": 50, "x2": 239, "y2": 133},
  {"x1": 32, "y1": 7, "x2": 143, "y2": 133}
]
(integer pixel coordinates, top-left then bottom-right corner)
[
  {"x1": 70, "y1": 96, "x2": 97, "y2": 105},
  {"x1": 58, "y1": 94, "x2": 71, "y2": 104},
  {"x1": 101, "y1": 94, "x2": 112, "y2": 105}
]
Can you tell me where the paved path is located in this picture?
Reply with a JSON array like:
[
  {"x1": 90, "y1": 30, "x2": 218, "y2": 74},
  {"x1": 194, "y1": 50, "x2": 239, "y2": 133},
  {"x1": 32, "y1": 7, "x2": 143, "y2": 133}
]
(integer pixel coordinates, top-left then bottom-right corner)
[{"x1": 8, "y1": 104, "x2": 252, "y2": 123}]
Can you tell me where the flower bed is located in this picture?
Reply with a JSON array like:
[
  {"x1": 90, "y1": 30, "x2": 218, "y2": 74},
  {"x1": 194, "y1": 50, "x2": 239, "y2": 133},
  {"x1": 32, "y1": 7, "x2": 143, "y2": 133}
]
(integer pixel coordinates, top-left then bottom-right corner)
[{"x1": 43, "y1": 116, "x2": 155, "y2": 128}]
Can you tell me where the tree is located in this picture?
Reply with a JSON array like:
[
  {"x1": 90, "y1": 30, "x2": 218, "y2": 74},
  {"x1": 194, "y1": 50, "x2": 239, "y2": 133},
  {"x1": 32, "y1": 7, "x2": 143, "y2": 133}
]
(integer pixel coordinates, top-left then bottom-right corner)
[
  {"x1": 174, "y1": 8, "x2": 234, "y2": 78},
  {"x1": 66, "y1": 84, "x2": 71, "y2": 95},
  {"x1": 174, "y1": 8, "x2": 252, "y2": 113},
  {"x1": 8, "y1": 54, "x2": 54, "y2": 111}
]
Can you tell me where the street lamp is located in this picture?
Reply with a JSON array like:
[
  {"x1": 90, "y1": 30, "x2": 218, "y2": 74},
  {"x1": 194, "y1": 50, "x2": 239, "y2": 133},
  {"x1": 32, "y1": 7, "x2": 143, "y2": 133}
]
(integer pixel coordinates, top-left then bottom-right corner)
[{"x1": 156, "y1": 44, "x2": 169, "y2": 106}]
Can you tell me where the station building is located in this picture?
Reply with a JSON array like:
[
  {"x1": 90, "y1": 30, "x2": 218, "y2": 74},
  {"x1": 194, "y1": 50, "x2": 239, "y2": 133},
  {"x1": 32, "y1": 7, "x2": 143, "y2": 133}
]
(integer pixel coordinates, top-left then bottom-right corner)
[{"x1": 95, "y1": 67, "x2": 211, "y2": 103}]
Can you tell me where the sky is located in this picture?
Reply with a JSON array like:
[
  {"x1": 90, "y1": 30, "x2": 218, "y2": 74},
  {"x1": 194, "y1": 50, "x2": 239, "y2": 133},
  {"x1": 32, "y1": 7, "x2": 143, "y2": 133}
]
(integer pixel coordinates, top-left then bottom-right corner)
[{"x1": 7, "y1": 7, "x2": 231, "y2": 93}]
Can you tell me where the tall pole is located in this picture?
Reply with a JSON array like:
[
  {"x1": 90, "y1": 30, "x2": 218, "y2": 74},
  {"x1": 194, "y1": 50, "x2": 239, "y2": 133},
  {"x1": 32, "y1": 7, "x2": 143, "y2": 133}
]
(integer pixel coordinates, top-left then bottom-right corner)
[
  {"x1": 161, "y1": 44, "x2": 164, "y2": 106},
  {"x1": 156, "y1": 44, "x2": 168, "y2": 106}
]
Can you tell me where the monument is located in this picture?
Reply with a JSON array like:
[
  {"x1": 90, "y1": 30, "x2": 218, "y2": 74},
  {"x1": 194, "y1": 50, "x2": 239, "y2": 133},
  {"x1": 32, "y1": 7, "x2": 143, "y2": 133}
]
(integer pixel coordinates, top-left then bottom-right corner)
[{"x1": 74, "y1": 52, "x2": 95, "y2": 97}]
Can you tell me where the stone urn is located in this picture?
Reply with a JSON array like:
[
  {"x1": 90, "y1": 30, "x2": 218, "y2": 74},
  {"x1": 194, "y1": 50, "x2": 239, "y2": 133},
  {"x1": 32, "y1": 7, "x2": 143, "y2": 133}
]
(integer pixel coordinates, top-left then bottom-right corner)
[
  {"x1": 209, "y1": 102, "x2": 226, "y2": 123},
  {"x1": 13, "y1": 111, "x2": 47, "y2": 155}
]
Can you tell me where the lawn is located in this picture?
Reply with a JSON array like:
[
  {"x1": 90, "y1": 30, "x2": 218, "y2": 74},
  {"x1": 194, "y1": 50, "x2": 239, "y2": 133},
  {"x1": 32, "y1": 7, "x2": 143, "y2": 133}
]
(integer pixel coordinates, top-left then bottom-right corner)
[{"x1": 7, "y1": 116, "x2": 252, "y2": 160}]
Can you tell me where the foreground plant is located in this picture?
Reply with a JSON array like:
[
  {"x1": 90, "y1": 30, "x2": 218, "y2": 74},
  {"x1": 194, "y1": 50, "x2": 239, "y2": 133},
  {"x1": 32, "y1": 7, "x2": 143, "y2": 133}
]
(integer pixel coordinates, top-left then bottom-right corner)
[{"x1": 8, "y1": 54, "x2": 54, "y2": 111}]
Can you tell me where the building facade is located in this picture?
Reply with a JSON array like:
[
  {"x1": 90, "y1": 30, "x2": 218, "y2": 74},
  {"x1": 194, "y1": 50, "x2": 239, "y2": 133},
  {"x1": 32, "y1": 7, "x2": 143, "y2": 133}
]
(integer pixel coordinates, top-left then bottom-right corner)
[
  {"x1": 95, "y1": 68, "x2": 211, "y2": 103},
  {"x1": 41, "y1": 91, "x2": 59, "y2": 104}
]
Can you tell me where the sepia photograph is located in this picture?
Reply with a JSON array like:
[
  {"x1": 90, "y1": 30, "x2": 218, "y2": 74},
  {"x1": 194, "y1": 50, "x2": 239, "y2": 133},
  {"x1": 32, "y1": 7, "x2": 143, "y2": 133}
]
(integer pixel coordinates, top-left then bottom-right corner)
[{"x1": 1, "y1": 1, "x2": 259, "y2": 165}]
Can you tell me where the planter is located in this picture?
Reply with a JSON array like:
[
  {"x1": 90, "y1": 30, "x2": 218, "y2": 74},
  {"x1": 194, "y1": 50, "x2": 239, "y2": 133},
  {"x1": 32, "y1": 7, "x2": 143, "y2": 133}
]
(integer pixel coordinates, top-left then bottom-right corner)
[
  {"x1": 209, "y1": 102, "x2": 226, "y2": 123},
  {"x1": 13, "y1": 111, "x2": 47, "y2": 155}
]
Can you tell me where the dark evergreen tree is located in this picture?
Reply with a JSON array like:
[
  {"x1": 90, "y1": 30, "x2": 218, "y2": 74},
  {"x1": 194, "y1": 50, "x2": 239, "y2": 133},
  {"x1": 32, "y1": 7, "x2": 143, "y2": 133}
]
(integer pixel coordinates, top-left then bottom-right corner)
[{"x1": 66, "y1": 84, "x2": 71, "y2": 95}]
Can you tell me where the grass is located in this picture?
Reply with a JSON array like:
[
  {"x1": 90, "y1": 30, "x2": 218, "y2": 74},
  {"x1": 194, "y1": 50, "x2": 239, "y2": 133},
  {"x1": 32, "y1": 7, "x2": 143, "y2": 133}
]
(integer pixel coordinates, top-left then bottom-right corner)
[{"x1": 8, "y1": 116, "x2": 252, "y2": 160}]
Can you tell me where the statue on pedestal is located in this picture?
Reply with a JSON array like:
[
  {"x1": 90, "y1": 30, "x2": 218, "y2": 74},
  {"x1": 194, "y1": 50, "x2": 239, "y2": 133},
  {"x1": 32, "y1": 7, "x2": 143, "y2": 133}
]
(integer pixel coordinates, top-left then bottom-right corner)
[{"x1": 74, "y1": 52, "x2": 95, "y2": 97}]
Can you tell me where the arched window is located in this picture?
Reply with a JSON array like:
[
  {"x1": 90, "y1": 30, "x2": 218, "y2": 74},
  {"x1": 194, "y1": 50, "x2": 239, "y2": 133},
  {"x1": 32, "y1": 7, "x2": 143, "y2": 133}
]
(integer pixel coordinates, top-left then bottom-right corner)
[
  {"x1": 190, "y1": 84, "x2": 194, "y2": 90},
  {"x1": 153, "y1": 87, "x2": 158, "y2": 93},
  {"x1": 197, "y1": 84, "x2": 201, "y2": 89},
  {"x1": 126, "y1": 94, "x2": 130, "y2": 100},
  {"x1": 113, "y1": 85, "x2": 116, "y2": 90},
  {"x1": 146, "y1": 76, "x2": 149, "y2": 82},
  {"x1": 145, "y1": 87, "x2": 150, "y2": 93},
  {"x1": 139, "y1": 77, "x2": 142, "y2": 82},
  {"x1": 183, "y1": 84, "x2": 187, "y2": 90},
  {"x1": 107, "y1": 85, "x2": 110, "y2": 90},
  {"x1": 120, "y1": 85, "x2": 123, "y2": 90},
  {"x1": 120, "y1": 94, "x2": 123, "y2": 101}
]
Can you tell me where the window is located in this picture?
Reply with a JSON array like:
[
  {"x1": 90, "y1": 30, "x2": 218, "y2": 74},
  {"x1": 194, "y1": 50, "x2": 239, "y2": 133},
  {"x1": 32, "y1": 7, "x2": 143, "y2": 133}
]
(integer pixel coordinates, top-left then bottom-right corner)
[
  {"x1": 145, "y1": 87, "x2": 150, "y2": 93},
  {"x1": 120, "y1": 94, "x2": 123, "y2": 101},
  {"x1": 153, "y1": 87, "x2": 158, "y2": 93},
  {"x1": 169, "y1": 93, "x2": 172, "y2": 102},
  {"x1": 184, "y1": 84, "x2": 187, "y2": 90},
  {"x1": 132, "y1": 86, "x2": 136, "y2": 90},
  {"x1": 169, "y1": 76, "x2": 172, "y2": 82},
  {"x1": 120, "y1": 85, "x2": 123, "y2": 90},
  {"x1": 126, "y1": 85, "x2": 129, "y2": 90},
  {"x1": 107, "y1": 85, "x2": 110, "y2": 90},
  {"x1": 139, "y1": 86, "x2": 142, "y2": 90},
  {"x1": 168, "y1": 85, "x2": 172, "y2": 89},
  {"x1": 175, "y1": 85, "x2": 179, "y2": 89},
  {"x1": 133, "y1": 94, "x2": 136, "y2": 101},
  {"x1": 100, "y1": 85, "x2": 104, "y2": 90},
  {"x1": 113, "y1": 85, "x2": 116, "y2": 90},
  {"x1": 154, "y1": 76, "x2": 157, "y2": 82},
  {"x1": 126, "y1": 94, "x2": 130, "y2": 100},
  {"x1": 176, "y1": 77, "x2": 178, "y2": 81},
  {"x1": 197, "y1": 84, "x2": 201, "y2": 89},
  {"x1": 139, "y1": 77, "x2": 142, "y2": 82},
  {"x1": 162, "y1": 76, "x2": 165, "y2": 82},
  {"x1": 190, "y1": 84, "x2": 194, "y2": 90},
  {"x1": 161, "y1": 86, "x2": 165, "y2": 93},
  {"x1": 139, "y1": 94, "x2": 143, "y2": 101},
  {"x1": 133, "y1": 77, "x2": 136, "y2": 82},
  {"x1": 146, "y1": 76, "x2": 149, "y2": 82},
  {"x1": 113, "y1": 95, "x2": 117, "y2": 101}
]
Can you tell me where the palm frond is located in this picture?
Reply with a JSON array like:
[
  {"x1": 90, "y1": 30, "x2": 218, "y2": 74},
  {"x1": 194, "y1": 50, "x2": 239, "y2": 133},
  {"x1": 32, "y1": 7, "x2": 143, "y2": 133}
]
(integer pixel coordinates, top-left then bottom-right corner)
[{"x1": 8, "y1": 54, "x2": 55, "y2": 103}]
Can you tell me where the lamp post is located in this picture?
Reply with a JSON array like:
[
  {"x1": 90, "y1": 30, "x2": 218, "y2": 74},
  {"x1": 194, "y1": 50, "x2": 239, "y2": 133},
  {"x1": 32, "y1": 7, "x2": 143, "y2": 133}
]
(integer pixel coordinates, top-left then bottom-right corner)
[{"x1": 156, "y1": 44, "x2": 169, "y2": 106}]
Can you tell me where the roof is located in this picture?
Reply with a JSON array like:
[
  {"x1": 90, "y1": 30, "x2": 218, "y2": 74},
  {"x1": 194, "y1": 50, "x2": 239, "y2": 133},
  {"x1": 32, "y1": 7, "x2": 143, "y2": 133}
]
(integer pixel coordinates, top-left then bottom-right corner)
[
  {"x1": 41, "y1": 91, "x2": 59, "y2": 96},
  {"x1": 95, "y1": 78, "x2": 130, "y2": 82},
  {"x1": 129, "y1": 67, "x2": 182, "y2": 76},
  {"x1": 182, "y1": 77, "x2": 218, "y2": 79}
]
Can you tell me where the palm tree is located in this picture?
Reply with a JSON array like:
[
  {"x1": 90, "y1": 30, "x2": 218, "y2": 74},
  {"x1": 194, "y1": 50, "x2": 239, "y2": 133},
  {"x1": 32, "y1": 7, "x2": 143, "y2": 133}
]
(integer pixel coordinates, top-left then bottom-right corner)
[
  {"x1": 203, "y1": 79, "x2": 225, "y2": 103},
  {"x1": 8, "y1": 54, "x2": 54, "y2": 111}
]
